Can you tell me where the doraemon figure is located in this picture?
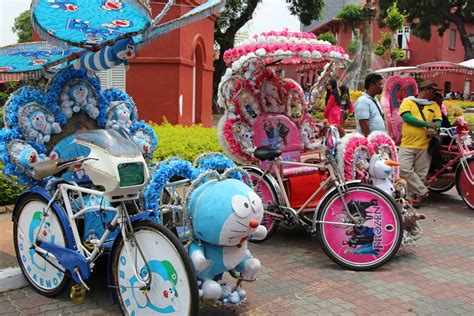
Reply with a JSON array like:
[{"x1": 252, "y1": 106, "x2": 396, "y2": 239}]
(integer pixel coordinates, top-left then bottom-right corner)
[
  {"x1": 60, "y1": 81, "x2": 99, "y2": 119},
  {"x1": 73, "y1": 38, "x2": 136, "y2": 72},
  {"x1": 9, "y1": 141, "x2": 47, "y2": 173},
  {"x1": 105, "y1": 101, "x2": 134, "y2": 132},
  {"x1": 188, "y1": 178, "x2": 267, "y2": 302},
  {"x1": 19, "y1": 109, "x2": 61, "y2": 144}
]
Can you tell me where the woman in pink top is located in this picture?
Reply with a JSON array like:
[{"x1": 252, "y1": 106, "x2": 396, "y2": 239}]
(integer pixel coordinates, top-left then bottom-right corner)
[{"x1": 323, "y1": 80, "x2": 342, "y2": 126}]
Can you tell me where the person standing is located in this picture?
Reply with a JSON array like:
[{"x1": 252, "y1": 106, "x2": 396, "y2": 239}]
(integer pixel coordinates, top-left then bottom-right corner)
[
  {"x1": 339, "y1": 85, "x2": 354, "y2": 126},
  {"x1": 323, "y1": 80, "x2": 342, "y2": 126},
  {"x1": 398, "y1": 82, "x2": 442, "y2": 205},
  {"x1": 354, "y1": 73, "x2": 386, "y2": 136}
]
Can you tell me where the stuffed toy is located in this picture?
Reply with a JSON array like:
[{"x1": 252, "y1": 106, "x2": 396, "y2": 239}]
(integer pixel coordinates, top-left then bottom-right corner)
[
  {"x1": 105, "y1": 101, "x2": 134, "y2": 132},
  {"x1": 368, "y1": 153, "x2": 400, "y2": 197},
  {"x1": 73, "y1": 38, "x2": 136, "y2": 72},
  {"x1": 300, "y1": 121, "x2": 319, "y2": 150},
  {"x1": 61, "y1": 81, "x2": 99, "y2": 119},
  {"x1": 9, "y1": 141, "x2": 47, "y2": 174},
  {"x1": 453, "y1": 108, "x2": 472, "y2": 146},
  {"x1": 19, "y1": 106, "x2": 62, "y2": 144},
  {"x1": 188, "y1": 178, "x2": 267, "y2": 303}
]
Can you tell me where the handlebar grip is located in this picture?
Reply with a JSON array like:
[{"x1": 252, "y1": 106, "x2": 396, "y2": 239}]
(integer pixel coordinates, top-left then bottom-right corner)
[{"x1": 56, "y1": 158, "x2": 80, "y2": 167}]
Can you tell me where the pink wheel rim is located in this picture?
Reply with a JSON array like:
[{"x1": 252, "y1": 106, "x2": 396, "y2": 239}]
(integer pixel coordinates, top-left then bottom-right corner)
[
  {"x1": 458, "y1": 160, "x2": 474, "y2": 207},
  {"x1": 246, "y1": 172, "x2": 277, "y2": 230}
]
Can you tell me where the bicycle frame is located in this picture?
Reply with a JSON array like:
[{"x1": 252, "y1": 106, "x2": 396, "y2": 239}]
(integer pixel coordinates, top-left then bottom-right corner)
[
  {"x1": 253, "y1": 155, "x2": 364, "y2": 227},
  {"x1": 427, "y1": 128, "x2": 474, "y2": 186},
  {"x1": 29, "y1": 182, "x2": 152, "y2": 289}
]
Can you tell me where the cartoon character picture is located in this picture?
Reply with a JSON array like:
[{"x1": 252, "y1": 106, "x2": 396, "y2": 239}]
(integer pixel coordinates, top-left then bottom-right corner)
[
  {"x1": 101, "y1": 0, "x2": 124, "y2": 11},
  {"x1": 0, "y1": 66, "x2": 15, "y2": 72},
  {"x1": 286, "y1": 89, "x2": 304, "y2": 121},
  {"x1": 18, "y1": 104, "x2": 62, "y2": 144},
  {"x1": 276, "y1": 120, "x2": 290, "y2": 146},
  {"x1": 263, "y1": 121, "x2": 280, "y2": 148},
  {"x1": 343, "y1": 226, "x2": 380, "y2": 256},
  {"x1": 28, "y1": 212, "x2": 57, "y2": 272},
  {"x1": 188, "y1": 179, "x2": 267, "y2": 303},
  {"x1": 129, "y1": 260, "x2": 181, "y2": 313},
  {"x1": 131, "y1": 129, "x2": 153, "y2": 155},
  {"x1": 8, "y1": 141, "x2": 47, "y2": 175},
  {"x1": 29, "y1": 59, "x2": 48, "y2": 66},
  {"x1": 60, "y1": 80, "x2": 99, "y2": 118},
  {"x1": 354, "y1": 150, "x2": 370, "y2": 182},
  {"x1": 105, "y1": 101, "x2": 136, "y2": 132},
  {"x1": 102, "y1": 19, "x2": 133, "y2": 29},
  {"x1": 47, "y1": 0, "x2": 79, "y2": 12},
  {"x1": 262, "y1": 79, "x2": 282, "y2": 113},
  {"x1": 300, "y1": 120, "x2": 319, "y2": 150},
  {"x1": 237, "y1": 90, "x2": 260, "y2": 123}
]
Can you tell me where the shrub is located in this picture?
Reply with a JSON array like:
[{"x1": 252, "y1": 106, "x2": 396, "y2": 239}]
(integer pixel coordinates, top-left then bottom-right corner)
[
  {"x1": 318, "y1": 32, "x2": 337, "y2": 45},
  {"x1": 151, "y1": 120, "x2": 223, "y2": 162},
  {"x1": 347, "y1": 38, "x2": 360, "y2": 54},
  {"x1": 0, "y1": 164, "x2": 23, "y2": 206}
]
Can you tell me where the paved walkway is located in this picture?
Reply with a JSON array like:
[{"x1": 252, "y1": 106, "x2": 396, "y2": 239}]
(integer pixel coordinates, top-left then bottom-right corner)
[{"x1": 0, "y1": 188, "x2": 473, "y2": 315}]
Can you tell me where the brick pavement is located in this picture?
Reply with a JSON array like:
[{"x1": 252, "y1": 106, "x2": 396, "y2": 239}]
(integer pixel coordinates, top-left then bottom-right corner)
[{"x1": 0, "y1": 188, "x2": 473, "y2": 315}]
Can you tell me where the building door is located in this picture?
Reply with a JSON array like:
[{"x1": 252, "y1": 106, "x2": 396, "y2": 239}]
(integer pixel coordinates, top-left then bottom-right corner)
[
  {"x1": 192, "y1": 46, "x2": 204, "y2": 124},
  {"x1": 444, "y1": 81, "x2": 451, "y2": 95}
]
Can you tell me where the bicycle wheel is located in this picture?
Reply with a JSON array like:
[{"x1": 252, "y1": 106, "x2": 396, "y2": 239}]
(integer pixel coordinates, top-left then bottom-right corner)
[
  {"x1": 316, "y1": 183, "x2": 403, "y2": 271},
  {"x1": 455, "y1": 158, "x2": 474, "y2": 209},
  {"x1": 427, "y1": 170, "x2": 456, "y2": 193},
  {"x1": 111, "y1": 220, "x2": 199, "y2": 315},
  {"x1": 244, "y1": 167, "x2": 280, "y2": 242},
  {"x1": 13, "y1": 193, "x2": 70, "y2": 296}
]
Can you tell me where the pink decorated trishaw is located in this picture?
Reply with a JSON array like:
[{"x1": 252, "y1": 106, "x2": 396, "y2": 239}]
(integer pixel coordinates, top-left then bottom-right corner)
[
  {"x1": 378, "y1": 64, "x2": 474, "y2": 209},
  {"x1": 217, "y1": 30, "x2": 406, "y2": 271}
]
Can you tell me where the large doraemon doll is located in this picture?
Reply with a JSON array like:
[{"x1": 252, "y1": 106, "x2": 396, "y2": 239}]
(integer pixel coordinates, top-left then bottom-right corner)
[{"x1": 188, "y1": 178, "x2": 267, "y2": 302}]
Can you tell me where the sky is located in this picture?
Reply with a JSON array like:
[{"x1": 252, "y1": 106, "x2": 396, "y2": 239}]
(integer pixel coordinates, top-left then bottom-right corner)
[{"x1": 0, "y1": 0, "x2": 300, "y2": 46}]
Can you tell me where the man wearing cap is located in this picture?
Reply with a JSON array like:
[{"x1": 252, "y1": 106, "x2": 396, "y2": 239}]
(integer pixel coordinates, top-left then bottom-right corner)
[{"x1": 398, "y1": 81, "x2": 442, "y2": 206}]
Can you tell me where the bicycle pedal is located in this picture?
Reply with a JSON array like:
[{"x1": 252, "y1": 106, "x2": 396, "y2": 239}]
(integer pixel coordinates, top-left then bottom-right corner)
[
  {"x1": 82, "y1": 241, "x2": 95, "y2": 251},
  {"x1": 70, "y1": 284, "x2": 87, "y2": 304}
]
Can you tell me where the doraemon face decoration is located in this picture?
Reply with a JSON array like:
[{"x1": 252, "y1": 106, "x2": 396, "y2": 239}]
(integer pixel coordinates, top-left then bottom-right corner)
[
  {"x1": 105, "y1": 100, "x2": 136, "y2": 132},
  {"x1": 70, "y1": 82, "x2": 89, "y2": 105},
  {"x1": 30, "y1": 110, "x2": 49, "y2": 133},
  {"x1": 131, "y1": 129, "x2": 152, "y2": 155},
  {"x1": 189, "y1": 179, "x2": 264, "y2": 247},
  {"x1": 113, "y1": 38, "x2": 136, "y2": 61},
  {"x1": 7, "y1": 140, "x2": 47, "y2": 176}
]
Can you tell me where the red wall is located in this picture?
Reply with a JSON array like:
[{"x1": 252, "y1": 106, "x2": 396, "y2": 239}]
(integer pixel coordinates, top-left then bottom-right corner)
[
  {"x1": 127, "y1": 0, "x2": 216, "y2": 127},
  {"x1": 312, "y1": 9, "x2": 474, "y2": 94}
]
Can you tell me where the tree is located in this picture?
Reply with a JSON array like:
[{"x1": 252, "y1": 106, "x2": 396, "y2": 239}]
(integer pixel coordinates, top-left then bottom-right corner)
[
  {"x1": 318, "y1": 32, "x2": 337, "y2": 45},
  {"x1": 12, "y1": 10, "x2": 33, "y2": 43},
  {"x1": 336, "y1": 4, "x2": 362, "y2": 38},
  {"x1": 374, "y1": 4, "x2": 406, "y2": 66},
  {"x1": 379, "y1": 0, "x2": 474, "y2": 60},
  {"x1": 213, "y1": 0, "x2": 325, "y2": 97}
]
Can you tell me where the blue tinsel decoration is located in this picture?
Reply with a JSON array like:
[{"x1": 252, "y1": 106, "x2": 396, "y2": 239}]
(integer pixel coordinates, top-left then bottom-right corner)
[{"x1": 99, "y1": 88, "x2": 139, "y2": 128}]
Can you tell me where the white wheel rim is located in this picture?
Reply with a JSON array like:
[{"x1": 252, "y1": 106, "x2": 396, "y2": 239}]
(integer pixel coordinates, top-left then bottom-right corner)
[
  {"x1": 16, "y1": 200, "x2": 66, "y2": 291},
  {"x1": 116, "y1": 228, "x2": 192, "y2": 315}
]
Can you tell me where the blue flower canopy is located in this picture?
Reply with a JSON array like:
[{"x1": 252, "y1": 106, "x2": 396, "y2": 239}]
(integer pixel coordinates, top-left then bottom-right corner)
[
  {"x1": 32, "y1": 0, "x2": 152, "y2": 48},
  {"x1": 0, "y1": 42, "x2": 82, "y2": 80}
]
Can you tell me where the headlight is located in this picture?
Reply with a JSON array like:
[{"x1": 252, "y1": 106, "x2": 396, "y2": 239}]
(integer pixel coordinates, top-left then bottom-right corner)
[{"x1": 118, "y1": 162, "x2": 145, "y2": 187}]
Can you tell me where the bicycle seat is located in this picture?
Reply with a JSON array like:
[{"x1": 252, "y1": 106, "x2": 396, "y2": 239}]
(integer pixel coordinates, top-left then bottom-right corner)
[
  {"x1": 253, "y1": 146, "x2": 282, "y2": 161},
  {"x1": 33, "y1": 158, "x2": 80, "y2": 179}
]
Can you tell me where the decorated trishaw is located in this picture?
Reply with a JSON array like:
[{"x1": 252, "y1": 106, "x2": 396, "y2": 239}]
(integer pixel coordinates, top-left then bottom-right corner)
[
  {"x1": 377, "y1": 63, "x2": 474, "y2": 209},
  {"x1": 0, "y1": 0, "x2": 274, "y2": 313},
  {"x1": 216, "y1": 30, "x2": 412, "y2": 271}
]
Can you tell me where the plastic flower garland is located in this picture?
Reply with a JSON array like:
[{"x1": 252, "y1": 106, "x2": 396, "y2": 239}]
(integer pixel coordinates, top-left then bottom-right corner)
[
  {"x1": 223, "y1": 30, "x2": 349, "y2": 68},
  {"x1": 144, "y1": 153, "x2": 239, "y2": 211}
]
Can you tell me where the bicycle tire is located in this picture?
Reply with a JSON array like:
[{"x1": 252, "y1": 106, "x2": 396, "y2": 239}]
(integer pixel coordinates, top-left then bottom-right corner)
[
  {"x1": 427, "y1": 171, "x2": 456, "y2": 193},
  {"x1": 243, "y1": 167, "x2": 280, "y2": 242},
  {"x1": 316, "y1": 183, "x2": 403, "y2": 271},
  {"x1": 13, "y1": 193, "x2": 71, "y2": 297},
  {"x1": 455, "y1": 158, "x2": 474, "y2": 210},
  {"x1": 111, "y1": 220, "x2": 199, "y2": 315}
]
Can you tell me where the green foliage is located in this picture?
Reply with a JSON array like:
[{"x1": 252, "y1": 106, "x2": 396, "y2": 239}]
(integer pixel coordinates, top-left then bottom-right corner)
[
  {"x1": 151, "y1": 120, "x2": 223, "y2": 162},
  {"x1": 317, "y1": 32, "x2": 337, "y2": 45},
  {"x1": 378, "y1": 0, "x2": 474, "y2": 60},
  {"x1": 390, "y1": 49, "x2": 406, "y2": 61},
  {"x1": 347, "y1": 38, "x2": 360, "y2": 54},
  {"x1": 12, "y1": 10, "x2": 32, "y2": 43},
  {"x1": 0, "y1": 164, "x2": 22, "y2": 206},
  {"x1": 336, "y1": 4, "x2": 362, "y2": 26},
  {"x1": 384, "y1": 3, "x2": 405, "y2": 32},
  {"x1": 381, "y1": 32, "x2": 393, "y2": 49},
  {"x1": 374, "y1": 45, "x2": 386, "y2": 57},
  {"x1": 0, "y1": 78, "x2": 47, "y2": 108}
]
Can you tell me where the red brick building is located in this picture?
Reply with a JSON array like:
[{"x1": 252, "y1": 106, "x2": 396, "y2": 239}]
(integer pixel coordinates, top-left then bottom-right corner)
[
  {"x1": 126, "y1": 0, "x2": 216, "y2": 127},
  {"x1": 302, "y1": 0, "x2": 474, "y2": 95}
]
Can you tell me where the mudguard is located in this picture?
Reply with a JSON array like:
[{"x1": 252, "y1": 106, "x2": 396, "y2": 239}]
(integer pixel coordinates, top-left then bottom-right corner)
[{"x1": 12, "y1": 186, "x2": 77, "y2": 250}]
